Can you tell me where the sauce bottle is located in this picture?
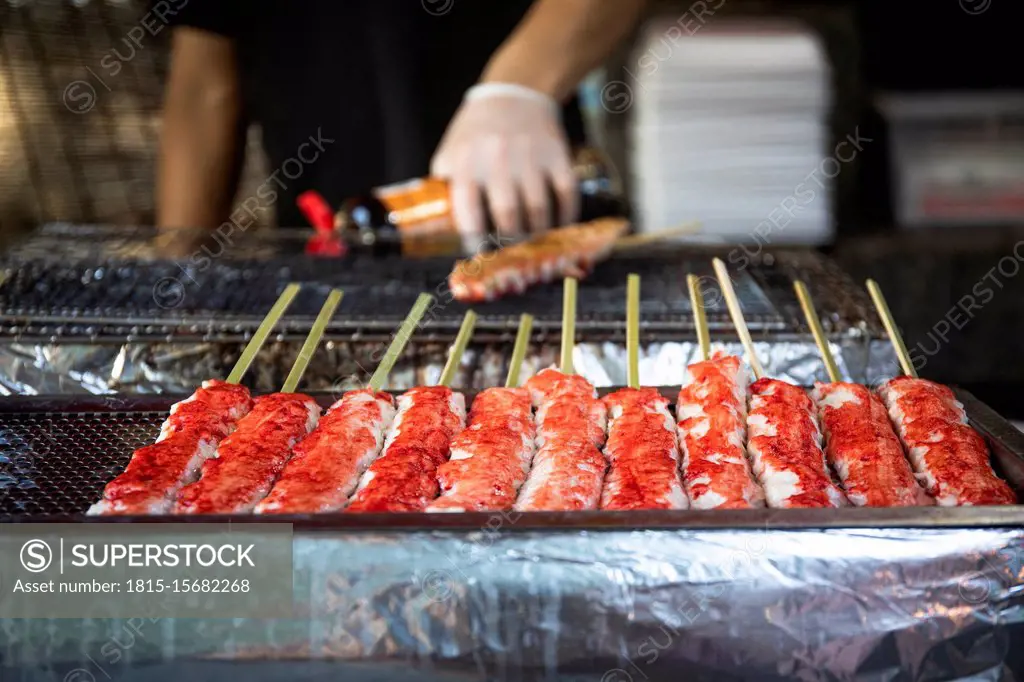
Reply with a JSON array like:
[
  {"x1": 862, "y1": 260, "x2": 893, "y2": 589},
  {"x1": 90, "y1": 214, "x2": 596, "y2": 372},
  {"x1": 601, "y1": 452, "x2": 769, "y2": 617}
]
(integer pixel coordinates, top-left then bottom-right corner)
[{"x1": 334, "y1": 146, "x2": 627, "y2": 257}]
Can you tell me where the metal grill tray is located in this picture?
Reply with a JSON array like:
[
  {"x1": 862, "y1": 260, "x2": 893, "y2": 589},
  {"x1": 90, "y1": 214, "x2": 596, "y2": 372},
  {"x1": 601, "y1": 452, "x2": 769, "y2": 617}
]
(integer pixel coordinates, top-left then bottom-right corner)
[
  {"x1": 0, "y1": 224, "x2": 875, "y2": 342},
  {"x1": 2, "y1": 387, "x2": 1022, "y2": 527}
]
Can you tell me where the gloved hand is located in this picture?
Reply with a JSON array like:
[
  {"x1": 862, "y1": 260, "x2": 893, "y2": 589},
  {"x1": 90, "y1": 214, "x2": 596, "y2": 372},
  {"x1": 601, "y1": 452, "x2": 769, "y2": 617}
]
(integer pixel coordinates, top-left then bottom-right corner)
[{"x1": 431, "y1": 83, "x2": 579, "y2": 251}]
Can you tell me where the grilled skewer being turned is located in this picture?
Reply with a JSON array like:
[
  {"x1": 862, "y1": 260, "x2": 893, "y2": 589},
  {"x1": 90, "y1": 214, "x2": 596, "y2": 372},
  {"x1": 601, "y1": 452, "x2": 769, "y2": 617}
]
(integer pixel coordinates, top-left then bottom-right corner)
[
  {"x1": 345, "y1": 310, "x2": 476, "y2": 513},
  {"x1": 175, "y1": 289, "x2": 343, "y2": 514},
  {"x1": 88, "y1": 284, "x2": 302, "y2": 515},
  {"x1": 448, "y1": 218, "x2": 629, "y2": 302}
]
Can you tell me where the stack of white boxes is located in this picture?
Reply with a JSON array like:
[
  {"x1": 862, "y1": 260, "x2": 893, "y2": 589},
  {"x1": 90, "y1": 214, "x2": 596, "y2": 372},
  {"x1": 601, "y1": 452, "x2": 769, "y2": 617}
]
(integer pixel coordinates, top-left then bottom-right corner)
[{"x1": 625, "y1": 17, "x2": 834, "y2": 245}]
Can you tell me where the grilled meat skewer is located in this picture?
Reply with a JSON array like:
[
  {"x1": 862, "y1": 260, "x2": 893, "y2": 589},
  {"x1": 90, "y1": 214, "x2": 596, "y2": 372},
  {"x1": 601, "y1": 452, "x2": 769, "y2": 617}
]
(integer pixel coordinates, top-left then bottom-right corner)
[
  {"x1": 448, "y1": 218, "x2": 628, "y2": 303},
  {"x1": 601, "y1": 387, "x2": 688, "y2": 510},
  {"x1": 514, "y1": 369, "x2": 608, "y2": 511},
  {"x1": 879, "y1": 377, "x2": 1015, "y2": 506},
  {"x1": 255, "y1": 390, "x2": 397, "y2": 514},
  {"x1": 427, "y1": 387, "x2": 536, "y2": 512},
  {"x1": 676, "y1": 354, "x2": 764, "y2": 509},
  {"x1": 88, "y1": 380, "x2": 253, "y2": 515},
  {"x1": 174, "y1": 393, "x2": 320, "y2": 514},
  {"x1": 346, "y1": 386, "x2": 467, "y2": 513},
  {"x1": 813, "y1": 382, "x2": 930, "y2": 507},
  {"x1": 747, "y1": 378, "x2": 847, "y2": 508}
]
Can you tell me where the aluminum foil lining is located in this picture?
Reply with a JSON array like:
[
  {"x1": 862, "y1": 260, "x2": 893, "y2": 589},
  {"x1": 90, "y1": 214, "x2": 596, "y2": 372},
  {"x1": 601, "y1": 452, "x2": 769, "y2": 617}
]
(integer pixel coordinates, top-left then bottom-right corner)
[
  {"x1": 0, "y1": 339, "x2": 899, "y2": 395},
  {"x1": 1, "y1": 528, "x2": 1021, "y2": 680}
]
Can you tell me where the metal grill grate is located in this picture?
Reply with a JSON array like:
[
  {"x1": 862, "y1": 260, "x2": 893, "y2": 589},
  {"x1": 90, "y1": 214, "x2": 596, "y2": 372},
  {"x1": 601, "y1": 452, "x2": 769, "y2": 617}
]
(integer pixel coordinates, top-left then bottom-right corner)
[
  {"x1": 0, "y1": 226, "x2": 784, "y2": 338},
  {"x1": 0, "y1": 410, "x2": 162, "y2": 516},
  {"x1": 1, "y1": 390, "x2": 1022, "y2": 521}
]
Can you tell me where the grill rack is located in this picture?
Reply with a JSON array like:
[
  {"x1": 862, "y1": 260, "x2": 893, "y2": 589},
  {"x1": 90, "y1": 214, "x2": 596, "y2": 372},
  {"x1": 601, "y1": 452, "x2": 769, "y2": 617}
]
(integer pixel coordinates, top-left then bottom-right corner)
[
  {"x1": 0, "y1": 225, "x2": 879, "y2": 343},
  {"x1": 2, "y1": 387, "x2": 1022, "y2": 526}
]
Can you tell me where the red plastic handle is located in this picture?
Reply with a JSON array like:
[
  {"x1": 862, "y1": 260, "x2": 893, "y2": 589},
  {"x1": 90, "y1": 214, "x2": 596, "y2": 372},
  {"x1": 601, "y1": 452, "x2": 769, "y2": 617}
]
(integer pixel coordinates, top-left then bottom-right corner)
[
  {"x1": 297, "y1": 190, "x2": 347, "y2": 257},
  {"x1": 297, "y1": 190, "x2": 335, "y2": 233}
]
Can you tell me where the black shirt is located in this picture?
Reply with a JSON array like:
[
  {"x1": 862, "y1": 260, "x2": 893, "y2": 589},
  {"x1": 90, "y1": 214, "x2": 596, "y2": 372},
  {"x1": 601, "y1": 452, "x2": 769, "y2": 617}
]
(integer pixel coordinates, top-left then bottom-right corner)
[{"x1": 167, "y1": 1, "x2": 587, "y2": 227}]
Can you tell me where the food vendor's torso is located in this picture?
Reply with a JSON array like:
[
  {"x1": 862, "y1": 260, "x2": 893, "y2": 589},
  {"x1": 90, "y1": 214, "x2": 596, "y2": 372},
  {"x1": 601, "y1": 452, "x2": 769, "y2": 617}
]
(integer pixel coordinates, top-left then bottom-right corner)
[{"x1": 212, "y1": 0, "x2": 586, "y2": 227}]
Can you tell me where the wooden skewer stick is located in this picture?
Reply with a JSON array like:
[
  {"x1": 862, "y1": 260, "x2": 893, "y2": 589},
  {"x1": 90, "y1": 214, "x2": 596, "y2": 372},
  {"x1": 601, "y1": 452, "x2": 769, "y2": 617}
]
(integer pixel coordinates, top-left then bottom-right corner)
[
  {"x1": 612, "y1": 220, "x2": 703, "y2": 251},
  {"x1": 711, "y1": 258, "x2": 765, "y2": 379},
  {"x1": 281, "y1": 289, "x2": 344, "y2": 393},
  {"x1": 505, "y1": 314, "x2": 535, "y2": 388},
  {"x1": 626, "y1": 273, "x2": 641, "y2": 389},
  {"x1": 439, "y1": 310, "x2": 477, "y2": 387},
  {"x1": 793, "y1": 281, "x2": 841, "y2": 383},
  {"x1": 367, "y1": 293, "x2": 434, "y2": 392},
  {"x1": 226, "y1": 283, "x2": 302, "y2": 384},
  {"x1": 561, "y1": 277, "x2": 578, "y2": 374},
  {"x1": 686, "y1": 274, "x2": 711, "y2": 362},
  {"x1": 866, "y1": 279, "x2": 918, "y2": 378}
]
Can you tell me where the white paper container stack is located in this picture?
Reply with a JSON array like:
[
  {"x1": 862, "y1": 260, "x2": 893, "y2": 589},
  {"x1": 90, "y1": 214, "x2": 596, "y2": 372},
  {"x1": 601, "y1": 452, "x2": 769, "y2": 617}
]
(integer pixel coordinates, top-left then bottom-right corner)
[{"x1": 626, "y1": 18, "x2": 834, "y2": 245}]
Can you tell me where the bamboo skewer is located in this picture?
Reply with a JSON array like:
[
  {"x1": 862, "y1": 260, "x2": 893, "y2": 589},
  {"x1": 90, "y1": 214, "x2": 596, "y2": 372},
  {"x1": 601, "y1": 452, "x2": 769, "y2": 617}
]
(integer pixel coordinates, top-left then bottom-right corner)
[
  {"x1": 439, "y1": 310, "x2": 478, "y2": 387},
  {"x1": 626, "y1": 274, "x2": 641, "y2": 389},
  {"x1": 686, "y1": 274, "x2": 711, "y2": 362},
  {"x1": 367, "y1": 293, "x2": 434, "y2": 392},
  {"x1": 281, "y1": 289, "x2": 344, "y2": 393},
  {"x1": 560, "y1": 277, "x2": 578, "y2": 374},
  {"x1": 226, "y1": 283, "x2": 302, "y2": 384},
  {"x1": 505, "y1": 314, "x2": 535, "y2": 388},
  {"x1": 793, "y1": 281, "x2": 841, "y2": 383},
  {"x1": 866, "y1": 279, "x2": 918, "y2": 378},
  {"x1": 612, "y1": 220, "x2": 702, "y2": 251},
  {"x1": 711, "y1": 258, "x2": 765, "y2": 379}
]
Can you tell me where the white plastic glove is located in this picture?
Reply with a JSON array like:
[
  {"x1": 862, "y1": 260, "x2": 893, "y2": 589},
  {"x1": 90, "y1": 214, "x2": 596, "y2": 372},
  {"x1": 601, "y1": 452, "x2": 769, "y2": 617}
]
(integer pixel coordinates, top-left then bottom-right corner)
[{"x1": 431, "y1": 83, "x2": 579, "y2": 250}]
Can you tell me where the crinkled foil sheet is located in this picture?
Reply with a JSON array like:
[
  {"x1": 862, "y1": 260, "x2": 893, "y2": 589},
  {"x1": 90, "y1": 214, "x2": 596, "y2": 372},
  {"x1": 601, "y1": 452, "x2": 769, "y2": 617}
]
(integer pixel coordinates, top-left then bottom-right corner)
[
  {"x1": 1, "y1": 528, "x2": 1022, "y2": 680},
  {"x1": 0, "y1": 338, "x2": 899, "y2": 395}
]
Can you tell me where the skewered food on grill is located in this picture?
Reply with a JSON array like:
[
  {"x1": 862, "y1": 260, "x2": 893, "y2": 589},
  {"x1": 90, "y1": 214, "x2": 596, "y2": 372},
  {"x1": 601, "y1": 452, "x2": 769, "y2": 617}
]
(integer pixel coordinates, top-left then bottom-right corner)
[
  {"x1": 747, "y1": 378, "x2": 847, "y2": 508},
  {"x1": 676, "y1": 354, "x2": 764, "y2": 509},
  {"x1": 255, "y1": 390, "x2": 397, "y2": 514},
  {"x1": 448, "y1": 218, "x2": 629, "y2": 302},
  {"x1": 514, "y1": 369, "x2": 608, "y2": 511},
  {"x1": 879, "y1": 377, "x2": 1015, "y2": 506},
  {"x1": 427, "y1": 387, "x2": 536, "y2": 512},
  {"x1": 813, "y1": 382, "x2": 930, "y2": 507},
  {"x1": 600, "y1": 387, "x2": 688, "y2": 510},
  {"x1": 88, "y1": 380, "x2": 253, "y2": 515},
  {"x1": 174, "y1": 393, "x2": 320, "y2": 514},
  {"x1": 346, "y1": 386, "x2": 467, "y2": 512}
]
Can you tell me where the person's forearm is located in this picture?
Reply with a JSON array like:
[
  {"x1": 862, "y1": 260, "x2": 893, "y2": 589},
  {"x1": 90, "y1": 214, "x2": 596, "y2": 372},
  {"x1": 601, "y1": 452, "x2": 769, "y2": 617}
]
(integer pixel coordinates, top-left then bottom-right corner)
[
  {"x1": 157, "y1": 33, "x2": 243, "y2": 230},
  {"x1": 480, "y1": 0, "x2": 647, "y2": 102}
]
